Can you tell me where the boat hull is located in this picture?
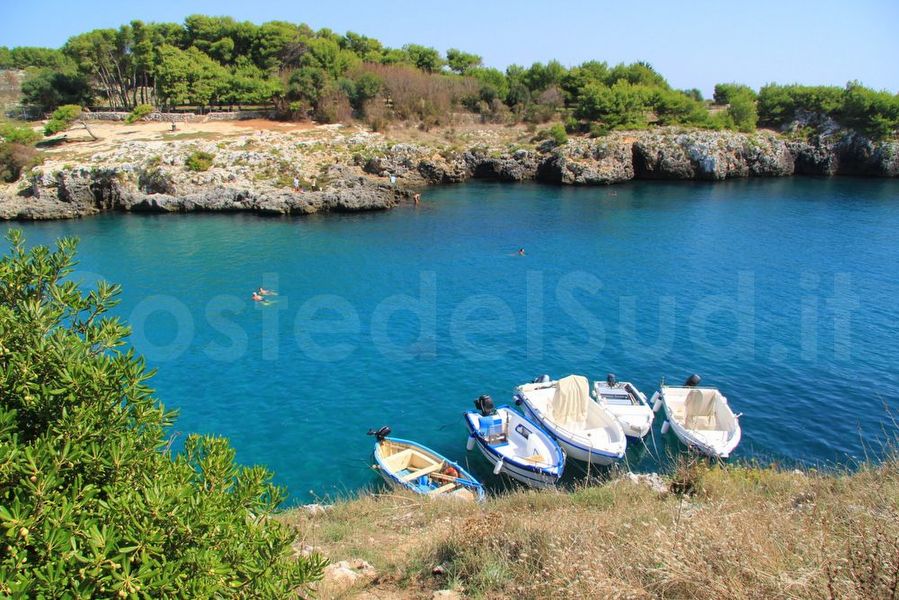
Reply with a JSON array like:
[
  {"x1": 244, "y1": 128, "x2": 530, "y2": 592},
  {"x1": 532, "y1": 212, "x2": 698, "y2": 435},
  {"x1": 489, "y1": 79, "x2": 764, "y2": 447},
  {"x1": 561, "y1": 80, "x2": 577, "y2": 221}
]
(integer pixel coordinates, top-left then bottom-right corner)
[
  {"x1": 372, "y1": 437, "x2": 486, "y2": 501},
  {"x1": 464, "y1": 407, "x2": 564, "y2": 489},
  {"x1": 653, "y1": 389, "x2": 742, "y2": 459},
  {"x1": 517, "y1": 398, "x2": 622, "y2": 466},
  {"x1": 594, "y1": 381, "x2": 654, "y2": 440}
]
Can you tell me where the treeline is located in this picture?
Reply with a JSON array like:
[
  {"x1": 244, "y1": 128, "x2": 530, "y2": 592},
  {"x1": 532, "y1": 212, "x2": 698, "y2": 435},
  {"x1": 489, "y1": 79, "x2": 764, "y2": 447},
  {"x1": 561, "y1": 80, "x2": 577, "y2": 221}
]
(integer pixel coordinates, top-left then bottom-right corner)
[{"x1": 1, "y1": 15, "x2": 898, "y2": 139}]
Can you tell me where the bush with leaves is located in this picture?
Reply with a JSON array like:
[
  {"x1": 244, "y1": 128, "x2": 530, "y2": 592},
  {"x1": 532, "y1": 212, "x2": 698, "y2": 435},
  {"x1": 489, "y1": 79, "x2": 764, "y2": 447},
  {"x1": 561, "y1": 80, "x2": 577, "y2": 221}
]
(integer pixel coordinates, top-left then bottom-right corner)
[
  {"x1": 0, "y1": 143, "x2": 43, "y2": 182},
  {"x1": 0, "y1": 231, "x2": 326, "y2": 597},
  {"x1": 726, "y1": 90, "x2": 758, "y2": 132},
  {"x1": 124, "y1": 104, "x2": 155, "y2": 124},
  {"x1": 185, "y1": 150, "x2": 215, "y2": 172},
  {"x1": 713, "y1": 83, "x2": 756, "y2": 105},
  {"x1": 44, "y1": 104, "x2": 97, "y2": 140},
  {"x1": 0, "y1": 122, "x2": 41, "y2": 146}
]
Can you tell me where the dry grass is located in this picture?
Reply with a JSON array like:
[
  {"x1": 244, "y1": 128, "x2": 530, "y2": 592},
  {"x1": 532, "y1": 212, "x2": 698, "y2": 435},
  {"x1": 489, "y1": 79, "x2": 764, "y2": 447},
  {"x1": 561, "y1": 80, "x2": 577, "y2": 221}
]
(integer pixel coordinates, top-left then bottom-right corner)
[{"x1": 280, "y1": 457, "x2": 899, "y2": 599}]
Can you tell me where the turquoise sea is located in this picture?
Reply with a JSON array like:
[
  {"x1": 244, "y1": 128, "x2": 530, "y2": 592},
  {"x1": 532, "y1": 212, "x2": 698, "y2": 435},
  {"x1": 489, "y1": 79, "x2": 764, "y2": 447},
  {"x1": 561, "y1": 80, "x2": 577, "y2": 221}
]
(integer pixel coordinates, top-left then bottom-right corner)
[{"x1": 11, "y1": 178, "x2": 899, "y2": 503}]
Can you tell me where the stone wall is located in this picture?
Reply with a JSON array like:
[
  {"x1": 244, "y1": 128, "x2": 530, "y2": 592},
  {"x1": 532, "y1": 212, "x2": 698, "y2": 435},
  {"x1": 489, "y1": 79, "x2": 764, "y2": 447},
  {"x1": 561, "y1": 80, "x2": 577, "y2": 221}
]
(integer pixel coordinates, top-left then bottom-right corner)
[{"x1": 80, "y1": 110, "x2": 275, "y2": 122}]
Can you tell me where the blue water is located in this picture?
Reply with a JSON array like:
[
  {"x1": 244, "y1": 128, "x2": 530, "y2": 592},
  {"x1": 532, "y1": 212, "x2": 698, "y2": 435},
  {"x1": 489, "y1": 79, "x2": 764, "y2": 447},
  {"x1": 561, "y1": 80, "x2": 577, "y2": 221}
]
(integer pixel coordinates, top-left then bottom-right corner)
[{"x1": 9, "y1": 178, "x2": 899, "y2": 503}]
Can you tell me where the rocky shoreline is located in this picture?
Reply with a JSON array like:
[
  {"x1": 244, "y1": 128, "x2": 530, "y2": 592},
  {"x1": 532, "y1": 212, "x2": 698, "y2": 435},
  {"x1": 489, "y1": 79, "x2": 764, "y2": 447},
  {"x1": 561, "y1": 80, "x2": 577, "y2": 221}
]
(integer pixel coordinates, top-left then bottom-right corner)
[{"x1": 1, "y1": 126, "x2": 896, "y2": 221}]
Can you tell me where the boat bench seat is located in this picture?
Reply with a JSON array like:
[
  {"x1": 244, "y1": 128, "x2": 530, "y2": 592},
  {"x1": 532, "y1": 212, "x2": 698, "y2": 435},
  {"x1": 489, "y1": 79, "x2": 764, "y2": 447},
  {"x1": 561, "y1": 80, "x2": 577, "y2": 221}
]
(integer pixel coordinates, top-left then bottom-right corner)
[
  {"x1": 522, "y1": 453, "x2": 549, "y2": 465},
  {"x1": 429, "y1": 482, "x2": 458, "y2": 495},
  {"x1": 401, "y1": 462, "x2": 443, "y2": 482},
  {"x1": 383, "y1": 449, "x2": 414, "y2": 471},
  {"x1": 686, "y1": 415, "x2": 718, "y2": 430}
]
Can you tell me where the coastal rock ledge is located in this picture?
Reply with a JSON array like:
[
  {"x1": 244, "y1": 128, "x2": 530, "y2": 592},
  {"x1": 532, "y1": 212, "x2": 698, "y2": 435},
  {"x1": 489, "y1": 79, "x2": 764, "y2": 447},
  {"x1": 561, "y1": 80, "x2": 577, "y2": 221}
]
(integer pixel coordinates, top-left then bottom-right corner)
[{"x1": 1, "y1": 127, "x2": 895, "y2": 221}]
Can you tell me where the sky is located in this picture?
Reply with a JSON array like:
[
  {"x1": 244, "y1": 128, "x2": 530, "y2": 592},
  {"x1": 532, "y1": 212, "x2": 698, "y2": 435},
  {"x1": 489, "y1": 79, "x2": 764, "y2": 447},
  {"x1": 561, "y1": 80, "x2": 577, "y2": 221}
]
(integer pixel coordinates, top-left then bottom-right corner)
[{"x1": 2, "y1": 0, "x2": 898, "y2": 97}]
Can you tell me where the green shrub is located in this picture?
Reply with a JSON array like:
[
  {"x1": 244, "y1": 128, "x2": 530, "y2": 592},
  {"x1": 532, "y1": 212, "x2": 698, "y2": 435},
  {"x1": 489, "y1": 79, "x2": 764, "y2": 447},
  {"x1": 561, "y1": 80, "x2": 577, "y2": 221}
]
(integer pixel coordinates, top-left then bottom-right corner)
[
  {"x1": 713, "y1": 83, "x2": 757, "y2": 105},
  {"x1": 0, "y1": 122, "x2": 41, "y2": 145},
  {"x1": 727, "y1": 91, "x2": 758, "y2": 132},
  {"x1": 652, "y1": 88, "x2": 710, "y2": 126},
  {"x1": 547, "y1": 123, "x2": 568, "y2": 145},
  {"x1": 44, "y1": 104, "x2": 84, "y2": 136},
  {"x1": 0, "y1": 142, "x2": 43, "y2": 182},
  {"x1": 125, "y1": 103, "x2": 155, "y2": 124},
  {"x1": 0, "y1": 231, "x2": 327, "y2": 597},
  {"x1": 185, "y1": 150, "x2": 215, "y2": 171}
]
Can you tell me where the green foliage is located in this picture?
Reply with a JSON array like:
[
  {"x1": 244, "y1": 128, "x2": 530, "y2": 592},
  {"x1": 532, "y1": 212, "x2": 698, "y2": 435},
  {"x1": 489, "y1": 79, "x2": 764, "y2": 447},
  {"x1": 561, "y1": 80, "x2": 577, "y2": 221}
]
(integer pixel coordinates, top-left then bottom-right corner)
[
  {"x1": 0, "y1": 46, "x2": 70, "y2": 69},
  {"x1": 446, "y1": 48, "x2": 482, "y2": 74},
  {"x1": 0, "y1": 143, "x2": 43, "y2": 182},
  {"x1": 727, "y1": 91, "x2": 758, "y2": 132},
  {"x1": 0, "y1": 232, "x2": 327, "y2": 597},
  {"x1": 652, "y1": 88, "x2": 710, "y2": 126},
  {"x1": 154, "y1": 45, "x2": 229, "y2": 109},
  {"x1": 839, "y1": 82, "x2": 899, "y2": 139},
  {"x1": 0, "y1": 122, "x2": 40, "y2": 145},
  {"x1": 713, "y1": 83, "x2": 757, "y2": 105},
  {"x1": 185, "y1": 150, "x2": 215, "y2": 171},
  {"x1": 403, "y1": 44, "x2": 444, "y2": 73},
  {"x1": 546, "y1": 123, "x2": 568, "y2": 145},
  {"x1": 15, "y1": 15, "x2": 897, "y2": 136},
  {"x1": 575, "y1": 81, "x2": 651, "y2": 130},
  {"x1": 343, "y1": 71, "x2": 382, "y2": 111},
  {"x1": 757, "y1": 82, "x2": 898, "y2": 138},
  {"x1": 124, "y1": 103, "x2": 154, "y2": 124},
  {"x1": 20, "y1": 69, "x2": 93, "y2": 113},
  {"x1": 683, "y1": 88, "x2": 704, "y2": 102},
  {"x1": 44, "y1": 104, "x2": 83, "y2": 136}
]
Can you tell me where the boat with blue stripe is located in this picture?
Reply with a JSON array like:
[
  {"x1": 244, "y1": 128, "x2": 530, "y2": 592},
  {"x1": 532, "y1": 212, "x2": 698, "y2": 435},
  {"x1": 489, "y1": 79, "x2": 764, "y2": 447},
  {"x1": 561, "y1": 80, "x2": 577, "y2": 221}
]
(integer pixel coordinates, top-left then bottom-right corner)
[
  {"x1": 368, "y1": 427, "x2": 485, "y2": 502},
  {"x1": 464, "y1": 396, "x2": 565, "y2": 489},
  {"x1": 514, "y1": 375, "x2": 626, "y2": 466}
]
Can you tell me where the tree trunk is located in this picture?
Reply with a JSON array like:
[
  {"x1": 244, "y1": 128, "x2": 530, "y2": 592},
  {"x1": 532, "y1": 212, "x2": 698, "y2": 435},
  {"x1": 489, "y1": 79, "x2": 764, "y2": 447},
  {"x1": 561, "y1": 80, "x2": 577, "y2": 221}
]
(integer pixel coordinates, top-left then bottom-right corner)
[{"x1": 79, "y1": 119, "x2": 98, "y2": 141}]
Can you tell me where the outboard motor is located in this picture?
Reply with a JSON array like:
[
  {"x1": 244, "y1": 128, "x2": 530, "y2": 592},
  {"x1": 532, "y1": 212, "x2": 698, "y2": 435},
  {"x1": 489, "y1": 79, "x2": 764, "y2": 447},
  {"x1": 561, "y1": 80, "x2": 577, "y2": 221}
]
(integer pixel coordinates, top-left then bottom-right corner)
[
  {"x1": 532, "y1": 374, "x2": 551, "y2": 384},
  {"x1": 684, "y1": 374, "x2": 702, "y2": 387},
  {"x1": 474, "y1": 394, "x2": 496, "y2": 416},
  {"x1": 366, "y1": 426, "x2": 392, "y2": 442},
  {"x1": 606, "y1": 373, "x2": 618, "y2": 387}
]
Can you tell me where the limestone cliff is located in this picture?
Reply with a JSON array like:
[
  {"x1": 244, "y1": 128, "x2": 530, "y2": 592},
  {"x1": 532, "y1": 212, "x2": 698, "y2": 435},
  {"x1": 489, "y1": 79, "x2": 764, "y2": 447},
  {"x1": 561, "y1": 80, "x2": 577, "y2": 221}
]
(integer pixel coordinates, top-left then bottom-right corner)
[{"x1": 1, "y1": 126, "x2": 895, "y2": 220}]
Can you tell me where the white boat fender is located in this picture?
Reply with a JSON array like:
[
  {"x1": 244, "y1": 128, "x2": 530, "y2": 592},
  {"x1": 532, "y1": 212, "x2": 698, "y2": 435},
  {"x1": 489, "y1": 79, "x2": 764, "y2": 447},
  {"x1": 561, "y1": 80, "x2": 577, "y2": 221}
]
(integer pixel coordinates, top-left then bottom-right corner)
[
  {"x1": 466, "y1": 435, "x2": 475, "y2": 451},
  {"x1": 651, "y1": 392, "x2": 662, "y2": 413},
  {"x1": 661, "y1": 420, "x2": 670, "y2": 434},
  {"x1": 493, "y1": 458, "x2": 504, "y2": 475}
]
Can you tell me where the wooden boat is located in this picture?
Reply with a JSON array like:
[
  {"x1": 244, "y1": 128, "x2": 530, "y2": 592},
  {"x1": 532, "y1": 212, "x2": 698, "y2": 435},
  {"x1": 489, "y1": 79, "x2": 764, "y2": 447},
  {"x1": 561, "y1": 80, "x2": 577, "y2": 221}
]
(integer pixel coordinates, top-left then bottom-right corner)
[
  {"x1": 592, "y1": 373, "x2": 654, "y2": 439},
  {"x1": 651, "y1": 375, "x2": 742, "y2": 458},
  {"x1": 514, "y1": 375, "x2": 626, "y2": 466},
  {"x1": 368, "y1": 427, "x2": 485, "y2": 501},
  {"x1": 464, "y1": 396, "x2": 565, "y2": 489}
]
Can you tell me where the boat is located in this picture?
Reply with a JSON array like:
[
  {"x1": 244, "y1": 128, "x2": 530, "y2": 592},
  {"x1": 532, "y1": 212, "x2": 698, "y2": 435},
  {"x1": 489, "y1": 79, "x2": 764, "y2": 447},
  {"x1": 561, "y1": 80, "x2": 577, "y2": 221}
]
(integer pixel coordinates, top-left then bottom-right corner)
[
  {"x1": 650, "y1": 374, "x2": 742, "y2": 458},
  {"x1": 592, "y1": 373, "x2": 654, "y2": 439},
  {"x1": 514, "y1": 374, "x2": 627, "y2": 466},
  {"x1": 464, "y1": 394, "x2": 565, "y2": 489},
  {"x1": 368, "y1": 427, "x2": 485, "y2": 501}
]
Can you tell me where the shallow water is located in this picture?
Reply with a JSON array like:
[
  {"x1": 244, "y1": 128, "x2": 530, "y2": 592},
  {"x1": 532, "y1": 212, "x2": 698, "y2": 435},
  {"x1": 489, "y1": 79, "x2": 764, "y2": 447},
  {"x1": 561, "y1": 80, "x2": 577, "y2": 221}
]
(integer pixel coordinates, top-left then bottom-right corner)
[{"x1": 11, "y1": 177, "x2": 899, "y2": 503}]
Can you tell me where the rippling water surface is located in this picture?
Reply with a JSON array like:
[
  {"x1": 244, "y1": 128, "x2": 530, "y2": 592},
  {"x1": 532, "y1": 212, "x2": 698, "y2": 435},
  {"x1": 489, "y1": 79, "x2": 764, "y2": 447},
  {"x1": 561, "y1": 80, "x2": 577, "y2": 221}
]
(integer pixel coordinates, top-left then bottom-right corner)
[{"x1": 12, "y1": 178, "x2": 899, "y2": 503}]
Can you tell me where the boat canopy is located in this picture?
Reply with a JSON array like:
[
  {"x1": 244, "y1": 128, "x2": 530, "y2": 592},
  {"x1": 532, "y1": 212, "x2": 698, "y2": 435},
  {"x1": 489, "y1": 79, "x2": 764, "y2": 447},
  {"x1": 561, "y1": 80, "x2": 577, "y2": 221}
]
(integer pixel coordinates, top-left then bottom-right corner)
[
  {"x1": 685, "y1": 389, "x2": 726, "y2": 430},
  {"x1": 551, "y1": 375, "x2": 591, "y2": 425}
]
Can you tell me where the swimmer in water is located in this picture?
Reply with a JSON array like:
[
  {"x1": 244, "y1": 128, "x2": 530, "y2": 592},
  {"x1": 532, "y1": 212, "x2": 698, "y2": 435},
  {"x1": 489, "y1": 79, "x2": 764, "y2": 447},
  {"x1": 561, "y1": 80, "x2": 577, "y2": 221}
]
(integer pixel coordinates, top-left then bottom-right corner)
[
  {"x1": 518, "y1": 248, "x2": 526, "y2": 256},
  {"x1": 257, "y1": 287, "x2": 276, "y2": 296},
  {"x1": 251, "y1": 292, "x2": 264, "y2": 302}
]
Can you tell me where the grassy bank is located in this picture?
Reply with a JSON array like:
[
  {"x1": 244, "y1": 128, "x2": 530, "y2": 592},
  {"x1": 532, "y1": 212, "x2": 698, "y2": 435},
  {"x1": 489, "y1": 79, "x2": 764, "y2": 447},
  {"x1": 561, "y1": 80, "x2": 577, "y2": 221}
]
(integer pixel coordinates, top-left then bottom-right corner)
[{"x1": 280, "y1": 457, "x2": 899, "y2": 599}]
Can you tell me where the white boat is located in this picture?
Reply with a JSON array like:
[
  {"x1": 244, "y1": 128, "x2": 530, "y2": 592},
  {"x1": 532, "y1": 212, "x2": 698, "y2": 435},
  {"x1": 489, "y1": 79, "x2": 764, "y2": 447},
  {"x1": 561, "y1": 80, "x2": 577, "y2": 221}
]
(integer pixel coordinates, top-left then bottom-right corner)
[
  {"x1": 368, "y1": 427, "x2": 485, "y2": 501},
  {"x1": 464, "y1": 396, "x2": 565, "y2": 489},
  {"x1": 514, "y1": 375, "x2": 626, "y2": 466},
  {"x1": 650, "y1": 375, "x2": 742, "y2": 458},
  {"x1": 592, "y1": 373, "x2": 654, "y2": 439}
]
